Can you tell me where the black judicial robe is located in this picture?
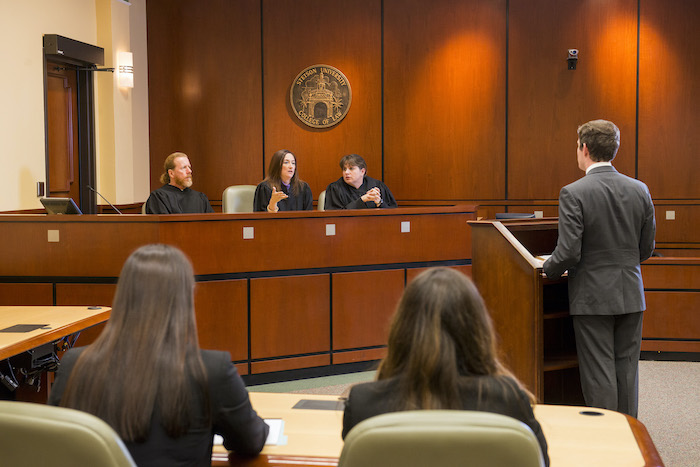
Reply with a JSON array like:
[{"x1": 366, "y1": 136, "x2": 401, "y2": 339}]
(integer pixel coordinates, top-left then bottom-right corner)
[
  {"x1": 253, "y1": 181, "x2": 313, "y2": 212},
  {"x1": 324, "y1": 175, "x2": 397, "y2": 210},
  {"x1": 145, "y1": 184, "x2": 214, "y2": 214}
]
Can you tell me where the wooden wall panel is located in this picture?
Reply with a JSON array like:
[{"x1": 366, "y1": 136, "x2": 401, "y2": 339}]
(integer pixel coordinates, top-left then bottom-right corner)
[
  {"x1": 251, "y1": 354, "x2": 330, "y2": 374},
  {"x1": 194, "y1": 280, "x2": 248, "y2": 361},
  {"x1": 262, "y1": 0, "x2": 382, "y2": 198},
  {"x1": 332, "y1": 270, "x2": 404, "y2": 350},
  {"x1": 142, "y1": 1, "x2": 698, "y2": 243},
  {"x1": 643, "y1": 292, "x2": 699, "y2": 340},
  {"x1": 250, "y1": 274, "x2": 330, "y2": 359},
  {"x1": 383, "y1": 0, "x2": 506, "y2": 201},
  {"x1": 55, "y1": 283, "x2": 116, "y2": 307},
  {"x1": 642, "y1": 261, "x2": 699, "y2": 290},
  {"x1": 508, "y1": 0, "x2": 638, "y2": 200},
  {"x1": 333, "y1": 347, "x2": 386, "y2": 365},
  {"x1": 638, "y1": 0, "x2": 699, "y2": 199},
  {"x1": 0, "y1": 284, "x2": 52, "y2": 306},
  {"x1": 653, "y1": 205, "x2": 700, "y2": 244},
  {"x1": 156, "y1": 209, "x2": 473, "y2": 275},
  {"x1": 0, "y1": 219, "x2": 158, "y2": 277},
  {"x1": 146, "y1": 0, "x2": 263, "y2": 201},
  {"x1": 641, "y1": 340, "x2": 699, "y2": 353}
]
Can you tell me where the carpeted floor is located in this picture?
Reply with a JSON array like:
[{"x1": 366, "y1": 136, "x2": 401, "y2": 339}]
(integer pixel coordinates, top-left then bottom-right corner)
[
  {"x1": 638, "y1": 360, "x2": 700, "y2": 467},
  {"x1": 248, "y1": 360, "x2": 700, "y2": 466}
]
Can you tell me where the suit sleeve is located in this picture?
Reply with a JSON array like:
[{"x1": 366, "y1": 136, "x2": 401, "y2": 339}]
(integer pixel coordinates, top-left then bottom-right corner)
[
  {"x1": 209, "y1": 352, "x2": 268, "y2": 455},
  {"x1": 639, "y1": 186, "x2": 656, "y2": 262},
  {"x1": 544, "y1": 187, "x2": 583, "y2": 278}
]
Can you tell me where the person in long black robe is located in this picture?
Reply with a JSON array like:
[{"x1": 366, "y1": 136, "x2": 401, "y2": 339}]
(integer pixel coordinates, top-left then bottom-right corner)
[
  {"x1": 324, "y1": 154, "x2": 397, "y2": 210},
  {"x1": 145, "y1": 184, "x2": 214, "y2": 214},
  {"x1": 253, "y1": 149, "x2": 314, "y2": 212},
  {"x1": 253, "y1": 181, "x2": 313, "y2": 212},
  {"x1": 145, "y1": 152, "x2": 214, "y2": 214}
]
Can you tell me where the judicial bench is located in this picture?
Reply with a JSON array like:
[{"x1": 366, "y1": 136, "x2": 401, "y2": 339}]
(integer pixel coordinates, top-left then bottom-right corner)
[
  {"x1": 0, "y1": 207, "x2": 475, "y2": 378},
  {"x1": 1, "y1": 208, "x2": 696, "y2": 387}
]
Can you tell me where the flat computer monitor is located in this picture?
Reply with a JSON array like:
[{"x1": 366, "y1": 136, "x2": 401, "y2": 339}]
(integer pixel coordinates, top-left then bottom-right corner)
[{"x1": 40, "y1": 197, "x2": 83, "y2": 215}]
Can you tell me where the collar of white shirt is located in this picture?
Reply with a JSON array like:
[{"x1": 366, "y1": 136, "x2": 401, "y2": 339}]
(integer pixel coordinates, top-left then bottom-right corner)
[{"x1": 586, "y1": 161, "x2": 612, "y2": 175}]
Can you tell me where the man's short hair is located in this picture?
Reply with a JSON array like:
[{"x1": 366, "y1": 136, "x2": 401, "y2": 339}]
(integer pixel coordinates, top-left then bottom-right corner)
[
  {"x1": 160, "y1": 152, "x2": 188, "y2": 184},
  {"x1": 577, "y1": 120, "x2": 620, "y2": 162},
  {"x1": 339, "y1": 154, "x2": 367, "y2": 171}
]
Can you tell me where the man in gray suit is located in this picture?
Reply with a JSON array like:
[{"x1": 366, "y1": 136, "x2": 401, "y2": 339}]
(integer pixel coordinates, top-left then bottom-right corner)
[{"x1": 543, "y1": 119, "x2": 656, "y2": 417}]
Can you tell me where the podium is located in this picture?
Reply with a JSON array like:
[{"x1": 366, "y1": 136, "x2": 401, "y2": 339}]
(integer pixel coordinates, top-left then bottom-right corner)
[{"x1": 469, "y1": 219, "x2": 584, "y2": 404}]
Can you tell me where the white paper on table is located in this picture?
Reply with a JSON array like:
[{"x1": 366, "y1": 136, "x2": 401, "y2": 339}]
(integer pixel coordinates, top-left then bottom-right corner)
[
  {"x1": 263, "y1": 418, "x2": 286, "y2": 445},
  {"x1": 213, "y1": 418, "x2": 287, "y2": 447}
]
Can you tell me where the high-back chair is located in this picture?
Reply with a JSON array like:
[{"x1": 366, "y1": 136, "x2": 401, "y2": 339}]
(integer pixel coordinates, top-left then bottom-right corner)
[
  {"x1": 222, "y1": 185, "x2": 257, "y2": 213},
  {"x1": 339, "y1": 410, "x2": 545, "y2": 467},
  {"x1": 0, "y1": 401, "x2": 137, "y2": 467},
  {"x1": 317, "y1": 190, "x2": 327, "y2": 211}
]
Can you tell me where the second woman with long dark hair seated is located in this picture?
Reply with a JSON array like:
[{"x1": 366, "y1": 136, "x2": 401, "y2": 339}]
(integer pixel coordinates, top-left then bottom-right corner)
[
  {"x1": 253, "y1": 149, "x2": 313, "y2": 212},
  {"x1": 48, "y1": 244, "x2": 268, "y2": 466},
  {"x1": 342, "y1": 267, "x2": 549, "y2": 466}
]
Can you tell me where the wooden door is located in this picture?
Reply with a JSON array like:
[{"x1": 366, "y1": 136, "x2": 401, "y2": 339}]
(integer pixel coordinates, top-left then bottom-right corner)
[{"x1": 46, "y1": 61, "x2": 80, "y2": 206}]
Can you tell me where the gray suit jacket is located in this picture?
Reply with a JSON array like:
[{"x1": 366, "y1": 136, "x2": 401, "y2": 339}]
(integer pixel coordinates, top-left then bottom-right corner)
[{"x1": 543, "y1": 166, "x2": 656, "y2": 315}]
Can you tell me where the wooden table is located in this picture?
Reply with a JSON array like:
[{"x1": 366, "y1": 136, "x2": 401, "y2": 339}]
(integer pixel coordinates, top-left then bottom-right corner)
[
  {"x1": 0, "y1": 306, "x2": 111, "y2": 361},
  {"x1": 214, "y1": 392, "x2": 663, "y2": 467}
]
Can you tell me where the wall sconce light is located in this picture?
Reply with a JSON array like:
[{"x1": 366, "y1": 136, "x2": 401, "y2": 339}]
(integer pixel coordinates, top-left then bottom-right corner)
[
  {"x1": 567, "y1": 49, "x2": 579, "y2": 70},
  {"x1": 118, "y1": 51, "x2": 134, "y2": 88}
]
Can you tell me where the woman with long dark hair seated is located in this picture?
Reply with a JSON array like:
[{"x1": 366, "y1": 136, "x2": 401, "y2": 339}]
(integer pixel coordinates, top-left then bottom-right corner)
[
  {"x1": 48, "y1": 244, "x2": 268, "y2": 466},
  {"x1": 342, "y1": 267, "x2": 549, "y2": 466},
  {"x1": 253, "y1": 149, "x2": 313, "y2": 212}
]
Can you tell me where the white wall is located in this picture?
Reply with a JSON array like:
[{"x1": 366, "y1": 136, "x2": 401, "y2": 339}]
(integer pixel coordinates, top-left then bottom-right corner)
[
  {"x1": 129, "y1": 0, "x2": 151, "y2": 204},
  {"x1": 0, "y1": 0, "x2": 149, "y2": 211}
]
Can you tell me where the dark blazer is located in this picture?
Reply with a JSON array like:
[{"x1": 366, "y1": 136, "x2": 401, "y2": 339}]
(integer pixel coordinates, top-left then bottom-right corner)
[
  {"x1": 544, "y1": 166, "x2": 656, "y2": 315},
  {"x1": 342, "y1": 376, "x2": 549, "y2": 466},
  {"x1": 48, "y1": 348, "x2": 268, "y2": 467}
]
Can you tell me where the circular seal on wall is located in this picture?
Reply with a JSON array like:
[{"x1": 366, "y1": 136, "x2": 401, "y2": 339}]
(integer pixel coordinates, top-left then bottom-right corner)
[{"x1": 290, "y1": 64, "x2": 352, "y2": 129}]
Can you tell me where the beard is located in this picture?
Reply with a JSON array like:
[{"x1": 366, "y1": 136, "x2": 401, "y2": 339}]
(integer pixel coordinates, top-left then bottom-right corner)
[{"x1": 174, "y1": 175, "x2": 193, "y2": 188}]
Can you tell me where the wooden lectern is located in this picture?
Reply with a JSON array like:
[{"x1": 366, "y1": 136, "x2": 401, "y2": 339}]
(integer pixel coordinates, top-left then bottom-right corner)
[{"x1": 469, "y1": 219, "x2": 584, "y2": 405}]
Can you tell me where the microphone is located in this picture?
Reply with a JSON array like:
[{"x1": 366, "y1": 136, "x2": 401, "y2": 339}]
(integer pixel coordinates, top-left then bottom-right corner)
[{"x1": 87, "y1": 185, "x2": 123, "y2": 214}]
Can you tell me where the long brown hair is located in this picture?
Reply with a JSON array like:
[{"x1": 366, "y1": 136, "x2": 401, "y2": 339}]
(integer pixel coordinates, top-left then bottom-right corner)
[
  {"x1": 377, "y1": 267, "x2": 534, "y2": 410},
  {"x1": 59, "y1": 244, "x2": 209, "y2": 441},
  {"x1": 264, "y1": 149, "x2": 304, "y2": 195}
]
